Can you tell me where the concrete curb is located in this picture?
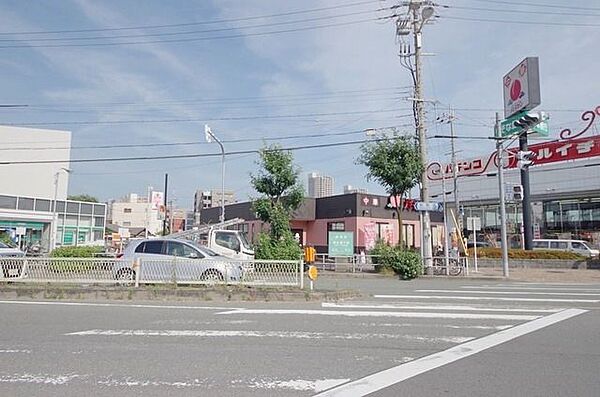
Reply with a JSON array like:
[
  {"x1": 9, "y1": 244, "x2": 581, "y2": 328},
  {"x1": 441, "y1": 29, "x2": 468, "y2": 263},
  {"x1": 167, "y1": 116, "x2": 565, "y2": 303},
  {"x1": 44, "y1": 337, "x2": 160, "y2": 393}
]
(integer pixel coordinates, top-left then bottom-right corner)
[{"x1": 0, "y1": 284, "x2": 362, "y2": 303}]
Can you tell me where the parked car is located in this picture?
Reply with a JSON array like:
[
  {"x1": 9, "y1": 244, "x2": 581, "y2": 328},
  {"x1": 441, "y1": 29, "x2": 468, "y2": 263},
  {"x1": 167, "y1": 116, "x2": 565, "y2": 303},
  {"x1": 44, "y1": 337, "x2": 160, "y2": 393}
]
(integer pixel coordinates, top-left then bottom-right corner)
[
  {"x1": 466, "y1": 241, "x2": 492, "y2": 249},
  {"x1": 0, "y1": 241, "x2": 25, "y2": 278},
  {"x1": 532, "y1": 239, "x2": 599, "y2": 258},
  {"x1": 113, "y1": 238, "x2": 250, "y2": 283}
]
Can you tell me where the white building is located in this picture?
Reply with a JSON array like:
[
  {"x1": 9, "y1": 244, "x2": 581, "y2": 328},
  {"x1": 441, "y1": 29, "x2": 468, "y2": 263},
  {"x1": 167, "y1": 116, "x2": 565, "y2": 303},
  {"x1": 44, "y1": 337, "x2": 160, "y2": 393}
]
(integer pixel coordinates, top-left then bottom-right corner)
[
  {"x1": 110, "y1": 193, "x2": 162, "y2": 234},
  {"x1": 343, "y1": 185, "x2": 368, "y2": 194},
  {"x1": 193, "y1": 189, "x2": 235, "y2": 225},
  {"x1": 0, "y1": 126, "x2": 106, "y2": 251},
  {"x1": 308, "y1": 172, "x2": 334, "y2": 198}
]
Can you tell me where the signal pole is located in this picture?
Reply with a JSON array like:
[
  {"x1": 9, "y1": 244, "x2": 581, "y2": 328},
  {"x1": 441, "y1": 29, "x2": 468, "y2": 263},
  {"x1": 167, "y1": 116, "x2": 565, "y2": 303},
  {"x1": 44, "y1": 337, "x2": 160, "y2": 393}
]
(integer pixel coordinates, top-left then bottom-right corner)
[
  {"x1": 519, "y1": 133, "x2": 533, "y2": 250},
  {"x1": 495, "y1": 113, "x2": 509, "y2": 277}
]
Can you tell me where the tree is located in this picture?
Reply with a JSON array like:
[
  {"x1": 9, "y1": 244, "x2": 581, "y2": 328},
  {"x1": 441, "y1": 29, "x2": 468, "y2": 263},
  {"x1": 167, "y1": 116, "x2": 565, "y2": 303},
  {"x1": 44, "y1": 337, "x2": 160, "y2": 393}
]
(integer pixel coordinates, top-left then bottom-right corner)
[
  {"x1": 67, "y1": 194, "x2": 98, "y2": 203},
  {"x1": 356, "y1": 135, "x2": 423, "y2": 246},
  {"x1": 250, "y1": 145, "x2": 304, "y2": 259}
]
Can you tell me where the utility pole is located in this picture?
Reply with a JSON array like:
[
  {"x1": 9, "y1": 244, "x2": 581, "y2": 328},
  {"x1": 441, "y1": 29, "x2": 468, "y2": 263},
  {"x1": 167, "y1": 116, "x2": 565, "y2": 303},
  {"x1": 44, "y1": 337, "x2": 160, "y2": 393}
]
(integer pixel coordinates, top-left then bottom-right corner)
[
  {"x1": 448, "y1": 108, "x2": 461, "y2": 232},
  {"x1": 495, "y1": 113, "x2": 509, "y2": 277},
  {"x1": 163, "y1": 173, "x2": 168, "y2": 235},
  {"x1": 409, "y1": 0, "x2": 435, "y2": 267}
]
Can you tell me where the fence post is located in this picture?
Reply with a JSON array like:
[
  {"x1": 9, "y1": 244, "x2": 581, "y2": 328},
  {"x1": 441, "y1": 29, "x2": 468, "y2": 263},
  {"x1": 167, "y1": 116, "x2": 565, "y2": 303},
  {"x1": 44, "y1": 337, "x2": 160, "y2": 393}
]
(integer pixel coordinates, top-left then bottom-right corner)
[
  {"x1": 300, "y1": 260, "x2": 304, "y2": 289},
  {"x1": 134, "y1": 258, "x2": 140, "y2": 288}
]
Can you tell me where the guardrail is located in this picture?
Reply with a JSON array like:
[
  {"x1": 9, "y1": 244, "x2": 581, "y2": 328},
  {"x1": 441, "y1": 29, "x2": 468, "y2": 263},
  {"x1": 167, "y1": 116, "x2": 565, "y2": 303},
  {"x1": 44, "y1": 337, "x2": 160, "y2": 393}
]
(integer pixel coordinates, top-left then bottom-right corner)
[{"x1": 0, "y1": 257, "x2": 303, "y2": 288}]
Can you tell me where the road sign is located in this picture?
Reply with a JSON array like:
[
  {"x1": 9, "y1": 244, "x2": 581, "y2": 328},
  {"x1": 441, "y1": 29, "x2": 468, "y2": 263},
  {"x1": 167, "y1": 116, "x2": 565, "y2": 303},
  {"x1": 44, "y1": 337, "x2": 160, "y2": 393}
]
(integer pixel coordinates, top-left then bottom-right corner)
[
  {"x1": 307, "y1": 266, "x2": 318, "y2": 281},
  {"x1": 414, "y1": 201, "x2": 444, "y2": 212},
  {"x1": 466, "y1": 217, "x2": 481, "y2": 231},
  {"x1": 328, "y1": 231, "x2": 354, "y2": 257},
  {"x1": 503, "y1": 57, "x2": 541, "y2": 118}
]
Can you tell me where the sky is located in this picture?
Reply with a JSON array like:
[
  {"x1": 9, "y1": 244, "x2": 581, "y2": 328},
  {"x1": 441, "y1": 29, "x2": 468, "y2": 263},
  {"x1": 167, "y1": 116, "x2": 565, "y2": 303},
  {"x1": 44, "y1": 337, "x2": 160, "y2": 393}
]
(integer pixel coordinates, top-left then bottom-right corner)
[{"x1": 0, "y1": 0, "x2": 599, "y2": 209}]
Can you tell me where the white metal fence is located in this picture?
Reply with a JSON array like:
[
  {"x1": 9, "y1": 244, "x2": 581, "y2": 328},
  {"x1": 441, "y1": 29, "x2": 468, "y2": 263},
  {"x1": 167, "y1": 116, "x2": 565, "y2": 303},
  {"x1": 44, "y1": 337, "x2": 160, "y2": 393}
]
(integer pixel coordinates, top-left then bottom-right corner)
[{"x1": 0, "y1": 257, "x2": 303, "y2": 287}]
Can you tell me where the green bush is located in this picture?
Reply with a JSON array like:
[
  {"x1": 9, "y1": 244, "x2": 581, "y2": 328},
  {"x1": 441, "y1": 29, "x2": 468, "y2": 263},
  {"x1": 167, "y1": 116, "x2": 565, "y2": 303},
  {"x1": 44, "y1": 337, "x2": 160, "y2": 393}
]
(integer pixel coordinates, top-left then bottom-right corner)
[
  {"x1": 254, "y1": 231, "x2": 302, "y2": 261},
  {"x1": 50, "y1": 246, "x2": 103, "y2": 258},
  {"x1": 369, "y1": 241, "x2": 422, "y2": 280},
  {"x1": 470, "y1": 248, "x2": 585, "y2": 260}
]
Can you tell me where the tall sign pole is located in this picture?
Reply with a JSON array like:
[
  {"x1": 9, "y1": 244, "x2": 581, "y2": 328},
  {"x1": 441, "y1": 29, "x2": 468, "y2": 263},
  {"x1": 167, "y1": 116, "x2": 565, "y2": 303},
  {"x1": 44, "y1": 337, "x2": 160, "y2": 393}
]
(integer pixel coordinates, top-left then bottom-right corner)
[
  {"x1": 495, "y1": 113, "x2": 509, "y2": 277},
  {"x1": 503, "y1": 57, "x2": 540, "y2": 251}
]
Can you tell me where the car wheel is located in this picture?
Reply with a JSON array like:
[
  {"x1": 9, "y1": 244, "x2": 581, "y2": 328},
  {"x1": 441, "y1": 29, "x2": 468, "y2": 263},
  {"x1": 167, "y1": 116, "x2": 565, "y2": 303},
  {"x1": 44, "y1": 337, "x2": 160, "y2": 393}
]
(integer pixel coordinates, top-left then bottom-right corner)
[
  {"x1": 116, "y1": 268, "x2": 135, "y2": 285},
  {"x1": 201, "y1": 269, "x2": 223, "y2": 284}
]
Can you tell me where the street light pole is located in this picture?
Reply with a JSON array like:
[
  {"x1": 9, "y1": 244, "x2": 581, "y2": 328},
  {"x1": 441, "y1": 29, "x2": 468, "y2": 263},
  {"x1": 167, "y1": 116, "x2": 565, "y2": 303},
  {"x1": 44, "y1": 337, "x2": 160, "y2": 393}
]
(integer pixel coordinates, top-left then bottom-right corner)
[
  {"x1": 495, "y1": 113, "x2": 510, "y2": 277},
  {"x1": 205, "y1": 125, "x2": 225, "y2": 227},
  {"x1": 50, "y1": 167, "x2": 71, "y2": 252}
]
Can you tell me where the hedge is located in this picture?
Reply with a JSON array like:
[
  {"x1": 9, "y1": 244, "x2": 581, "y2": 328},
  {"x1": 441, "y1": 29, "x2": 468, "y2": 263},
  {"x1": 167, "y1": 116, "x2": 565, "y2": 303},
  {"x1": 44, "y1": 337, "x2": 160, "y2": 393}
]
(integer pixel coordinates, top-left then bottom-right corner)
[
  {"x1": 50, "y1": 246, "x2": 104, "y2": 258},
  {"x1": 467, "y1": 247, "x2": 585, "y2": 260},
  {"x1": 370, "y1": 241, "x2": 422, "y2": 280}
]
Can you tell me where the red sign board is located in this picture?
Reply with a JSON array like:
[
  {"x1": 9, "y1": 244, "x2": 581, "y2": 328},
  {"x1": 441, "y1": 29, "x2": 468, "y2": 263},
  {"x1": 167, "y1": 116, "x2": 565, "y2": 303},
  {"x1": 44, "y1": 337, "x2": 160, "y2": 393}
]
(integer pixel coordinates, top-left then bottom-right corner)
[{"x1": 428, "y1": 134, "x2": 600, "y2": 180}]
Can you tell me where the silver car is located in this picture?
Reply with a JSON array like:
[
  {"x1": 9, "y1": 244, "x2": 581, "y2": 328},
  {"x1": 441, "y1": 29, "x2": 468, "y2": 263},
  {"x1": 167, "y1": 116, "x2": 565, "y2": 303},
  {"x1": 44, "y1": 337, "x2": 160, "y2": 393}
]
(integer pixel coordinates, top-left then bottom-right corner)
[
  {"x1": 113, "y1": 238, "x2": 246, "y2": 284},
  {"x1": 0, "y1": 241, "x2": 25, "y2": 279}
]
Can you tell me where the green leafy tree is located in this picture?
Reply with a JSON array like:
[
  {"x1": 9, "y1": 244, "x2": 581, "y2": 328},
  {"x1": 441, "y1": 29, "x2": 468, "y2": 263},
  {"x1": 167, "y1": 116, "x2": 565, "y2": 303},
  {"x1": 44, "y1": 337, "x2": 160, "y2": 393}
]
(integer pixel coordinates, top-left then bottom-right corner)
[
  {"x1": 250, "y1": 145, "x2": 304, "y2": 259},
  {"x1": 357, "y1": 135, "x2": 423, "y2": 246},
  {"x1": 67, "y1": 194, "x2": 98, "y2": 203}
]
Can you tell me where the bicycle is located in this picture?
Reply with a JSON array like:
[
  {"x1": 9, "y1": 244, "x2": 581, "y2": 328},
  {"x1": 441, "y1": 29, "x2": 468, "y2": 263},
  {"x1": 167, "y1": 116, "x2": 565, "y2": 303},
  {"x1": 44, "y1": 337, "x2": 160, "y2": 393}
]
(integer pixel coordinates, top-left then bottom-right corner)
[{"x1": 431, "y1": 257, "x2": 463, "y2": 276}]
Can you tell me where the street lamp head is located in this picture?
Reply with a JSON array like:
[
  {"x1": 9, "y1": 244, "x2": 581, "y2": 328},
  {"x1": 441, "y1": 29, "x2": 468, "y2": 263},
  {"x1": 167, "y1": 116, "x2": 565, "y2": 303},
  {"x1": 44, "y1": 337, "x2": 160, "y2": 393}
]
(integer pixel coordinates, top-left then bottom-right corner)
[
  {"x1": 422, "y1": 6, "x2": 435, "y2": 21},
  {"x1": 61, "y1": 167, "x2": 72, "y2": 173}
]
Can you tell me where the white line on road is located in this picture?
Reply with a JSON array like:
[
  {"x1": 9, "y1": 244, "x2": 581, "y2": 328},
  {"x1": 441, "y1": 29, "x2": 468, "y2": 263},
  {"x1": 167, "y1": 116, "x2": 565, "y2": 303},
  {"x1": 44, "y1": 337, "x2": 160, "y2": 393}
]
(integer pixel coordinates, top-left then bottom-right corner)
[
  {"x1": 216, "y1": 309, "x2": 539, "y2": 321},
  {"x1": 461, "y1": 286, "x2": 600, "y2": 292},
  {"x1": 0, "y1": 300, "x2": 242, "y2": 311},
  {"x1": 359, "y1": 323, "x2": 514, "y2": 331},
  {"x1": 313, "y1": 308, "x2": 588, "y2": 397},
  {"x1": 417, "y1": 289, "x2": 600, "y2": 296},
  {"x1": 374, "y1": 295, "x2": 600, "y2": 303},
  {"x1": 65, "y1": 329, "x2": 474, "y2": 344},
  {"x1": 321, "y1": 302, "x2": 560, "y2": 313}
]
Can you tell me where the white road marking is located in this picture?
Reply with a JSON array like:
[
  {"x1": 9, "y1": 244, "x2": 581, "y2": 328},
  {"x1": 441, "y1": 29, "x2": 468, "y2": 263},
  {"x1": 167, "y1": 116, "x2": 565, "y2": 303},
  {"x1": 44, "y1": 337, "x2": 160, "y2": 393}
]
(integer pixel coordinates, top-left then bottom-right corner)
[
  {"x1": 374, "y1": 294, "x2": 600, "y2": 303},
  {"x1": 313, "y1": 308, "x2": 587, "y2": 397},
  {"x1": 65, "y1": 329, "x2": 474, "y2": 343},
  {"x1": 321, "y1": 302, "x2": 559, "y2": 313},
  {"x1": 0, "y1": 373, "x2": 83, "y2": 385},
  {"x1": 461, "y1": 286, "x2": 600, "y2": 292},
  {"x1": 0, "y1": 349, "x2": 31, "y2": 354},
  {"x1": 0, "y1": 300, "x2": 242, "y2": 311},
  {"x1": 359, "y1": 323, "x2": 514, "y2": 331},
  {"x1": 216, "y1": 309, "x2": 539, "y2": 321},
  {"x1": 417, "y1": 289, "x2": 600, "y2": 296},
  {"x1": 246, "y1": 378, "x2": 350, "y2": 392}
]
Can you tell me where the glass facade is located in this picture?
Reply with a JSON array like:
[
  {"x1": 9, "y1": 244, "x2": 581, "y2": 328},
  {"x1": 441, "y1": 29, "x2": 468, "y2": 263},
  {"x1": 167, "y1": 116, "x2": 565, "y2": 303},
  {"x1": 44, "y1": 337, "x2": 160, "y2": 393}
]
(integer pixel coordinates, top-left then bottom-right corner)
[{"x1": 0, "y1": 193, "x2": 107, "y2": 248}]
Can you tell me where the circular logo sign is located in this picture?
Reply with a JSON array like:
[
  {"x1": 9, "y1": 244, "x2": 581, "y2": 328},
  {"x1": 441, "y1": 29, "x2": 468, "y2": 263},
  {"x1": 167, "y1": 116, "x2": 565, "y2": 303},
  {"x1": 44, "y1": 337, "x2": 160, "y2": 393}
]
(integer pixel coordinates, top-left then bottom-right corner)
[{"x1": 510, "y1": 79, "x2": 521, "y2": 101}]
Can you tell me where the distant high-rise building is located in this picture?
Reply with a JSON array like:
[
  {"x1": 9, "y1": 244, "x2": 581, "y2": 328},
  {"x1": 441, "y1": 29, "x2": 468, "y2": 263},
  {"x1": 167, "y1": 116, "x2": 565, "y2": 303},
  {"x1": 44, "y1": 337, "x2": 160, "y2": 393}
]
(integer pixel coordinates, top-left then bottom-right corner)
[
  {"x1": 193, "y1": 189, "x2": 235, "y2": 225},
  {"x1": 343, "y1": 185, "x2": 368, "y2": 194},
  {"x1": 308, "y1": 172, "x2": 334, "y2": 198}
]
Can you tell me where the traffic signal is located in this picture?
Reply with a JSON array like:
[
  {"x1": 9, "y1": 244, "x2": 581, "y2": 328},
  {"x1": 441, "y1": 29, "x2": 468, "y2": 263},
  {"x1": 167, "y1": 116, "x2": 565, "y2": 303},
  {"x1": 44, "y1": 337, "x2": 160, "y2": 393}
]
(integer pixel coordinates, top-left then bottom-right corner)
[
  {"x1": 513, "y1": 112, "x2": 541, "y2": 131},
  {"x1": 512, "y1": 184, "x2": 524, "y2": 201},
  {"x1": 517, "y1": 150, "x2": 536, "y2": 169}
]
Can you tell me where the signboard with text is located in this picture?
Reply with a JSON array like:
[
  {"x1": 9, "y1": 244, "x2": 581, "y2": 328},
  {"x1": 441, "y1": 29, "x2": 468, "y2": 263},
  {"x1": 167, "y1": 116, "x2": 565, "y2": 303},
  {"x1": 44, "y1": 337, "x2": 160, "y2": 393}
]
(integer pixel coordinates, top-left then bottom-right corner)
[
  {"x1": 328, "y1": 231, "x2": 354, "y2": 257},
  {"x1": 503, "y1": 57, "x2": 541, "y2": 118}
]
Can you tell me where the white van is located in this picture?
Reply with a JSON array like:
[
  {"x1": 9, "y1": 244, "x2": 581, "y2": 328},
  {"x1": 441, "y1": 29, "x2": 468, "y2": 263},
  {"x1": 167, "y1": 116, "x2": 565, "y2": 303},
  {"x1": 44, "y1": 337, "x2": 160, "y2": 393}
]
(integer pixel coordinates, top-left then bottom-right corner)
[{"x1": 532, "y1": 239, "x2": 599, "y2": 258}]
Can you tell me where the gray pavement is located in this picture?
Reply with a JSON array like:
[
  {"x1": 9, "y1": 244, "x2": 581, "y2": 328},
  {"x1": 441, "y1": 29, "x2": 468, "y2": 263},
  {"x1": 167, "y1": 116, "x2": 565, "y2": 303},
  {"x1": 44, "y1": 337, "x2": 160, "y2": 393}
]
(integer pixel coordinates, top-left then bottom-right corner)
[{"x1": 1, "y1": 277, "x2": 599, "y2": 396}]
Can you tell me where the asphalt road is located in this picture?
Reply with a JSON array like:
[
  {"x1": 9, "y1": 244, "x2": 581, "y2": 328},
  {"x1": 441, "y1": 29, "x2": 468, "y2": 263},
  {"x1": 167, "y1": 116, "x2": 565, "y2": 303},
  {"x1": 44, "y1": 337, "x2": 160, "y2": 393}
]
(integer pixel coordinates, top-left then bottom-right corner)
[{"x1": 1, "y1": 277, "x2": 599, "y2": 396}]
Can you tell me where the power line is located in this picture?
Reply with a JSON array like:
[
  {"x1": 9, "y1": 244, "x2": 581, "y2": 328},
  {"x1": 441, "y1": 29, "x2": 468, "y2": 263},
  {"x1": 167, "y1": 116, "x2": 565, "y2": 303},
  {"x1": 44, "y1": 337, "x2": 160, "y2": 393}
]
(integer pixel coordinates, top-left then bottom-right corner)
[
  {"x1": 0, "y1": 124, "x2": 412, "y2": 151},
  {"x1": 0, "y1": 1, "x2": 376, "y2": 35},
  {"x1": 0, "y1": 136, "x2": 402, "y2": 165},
  {"x1": 467, "y1": 0, "x2": 600, "y2": 12},
  {"x1": 439, "y1": 15, "x2": 600, "y2": 27},
  {"x1": 0, "y1": 8, "x2": 382, "y2": 44},
  {"x1": 0, "y1": 16, "x2": 395, "y2": 49},
  {"x1": 6, "y1": 110, "x2": 412, "y2": 127},
  {"x1": 446, "y1": 5, "x2": 600, "y2": 18}
]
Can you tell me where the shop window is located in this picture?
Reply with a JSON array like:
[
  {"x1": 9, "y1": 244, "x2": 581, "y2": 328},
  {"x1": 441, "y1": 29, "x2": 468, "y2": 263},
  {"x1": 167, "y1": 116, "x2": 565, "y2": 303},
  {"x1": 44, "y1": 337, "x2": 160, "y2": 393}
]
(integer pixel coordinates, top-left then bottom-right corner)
[
  {"x1": 66, "y1": 202, "x2": 80, "y2": 214},
  {"x1": 35, "y1": 199, "x2": 51, "y2": 212},
  {"x1": 123, "y1": 208, "x2": 132, "y2": 213},
  {"x1": 17, "y1": 198, "x2": 34, "y2": 211},
  {"x1": 0, "y1": 195, "x2": 17, "y2": 209},
  {"x1": 79, "y1": 216, "x2": 92, "y2": 227},
  {"x1": 80, "y1": 203, "x2": 93, "y2": 215},
  {"x1": 55, "y1": 201, "x2": 66, "y2": 212},
  {"x1": 328, "y1": 222, "x2": 345, "y2": 231},
  {"x1": 94, "y1": 217, "x2": 105, "y2": 227},
  {"x1": 93, "y1": 205, "x2": 105, "y2": 216}
]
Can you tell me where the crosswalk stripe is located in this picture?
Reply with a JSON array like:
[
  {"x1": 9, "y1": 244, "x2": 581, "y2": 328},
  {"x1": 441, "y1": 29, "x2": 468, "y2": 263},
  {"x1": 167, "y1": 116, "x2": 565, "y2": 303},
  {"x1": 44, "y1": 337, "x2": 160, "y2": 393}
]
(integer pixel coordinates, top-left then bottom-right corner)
[
  {"x1": 374, "y1": 294, "x2": 599, "y2": 303},
  {"x1": 321, "y1": 302, "x2": 560, "y2": 313},
  {"x1": 216, "y1": 309, "x2": 540, "y2": 321},
  {"x1": 417, "y1": 289, "x2": 600, "y2": 296},
  {"x1": 461, "y1": 286, "x2": 600, "y2": 292},
  {"x1": 314, "y1": 309, "x2": 588, "y2": 397}
]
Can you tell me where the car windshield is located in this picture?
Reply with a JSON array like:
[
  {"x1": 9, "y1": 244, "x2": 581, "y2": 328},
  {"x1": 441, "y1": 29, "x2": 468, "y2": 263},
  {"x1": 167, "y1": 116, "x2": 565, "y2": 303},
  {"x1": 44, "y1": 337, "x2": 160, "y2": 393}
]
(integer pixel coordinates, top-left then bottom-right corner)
[
  {"x1": 239, "y1": 232, "x2": 252, "y2": 250},
  {"x1": 196, "y1": 245, "x2": 219, "y2": 256},
  {"x1": 0, "y1": 242, "x2": 8, "y2": 248}
]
